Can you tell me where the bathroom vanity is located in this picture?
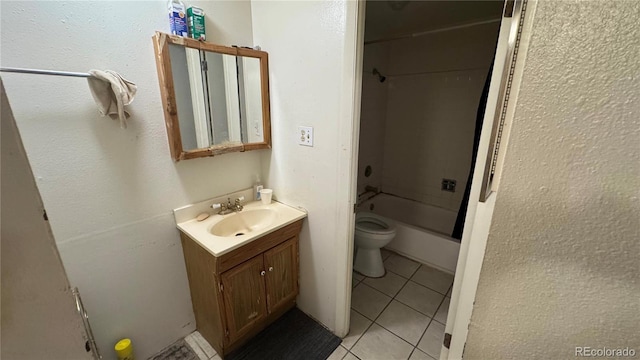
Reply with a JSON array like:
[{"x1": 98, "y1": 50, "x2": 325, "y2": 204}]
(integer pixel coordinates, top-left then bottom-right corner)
[{"x1": 174, "y1": 191, "x2": 306, "y2": 357}]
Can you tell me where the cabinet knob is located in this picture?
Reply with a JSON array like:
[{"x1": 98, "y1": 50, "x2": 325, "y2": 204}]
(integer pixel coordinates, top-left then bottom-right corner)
[
  {"x1": 268, "y1": 267, "x2": 274, "y2": 272},
  {"x1": 260, "y1": 270, "x2": 266, "y2": 276}
]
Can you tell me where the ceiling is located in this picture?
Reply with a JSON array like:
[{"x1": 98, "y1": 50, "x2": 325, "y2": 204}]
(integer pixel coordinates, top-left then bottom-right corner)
[{"x1": 364, "y1": 0, "x2": 505, "y2": 42}]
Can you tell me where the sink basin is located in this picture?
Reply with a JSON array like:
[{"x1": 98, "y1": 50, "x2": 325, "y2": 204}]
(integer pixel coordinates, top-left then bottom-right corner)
[
  {"x1": 209, "y1": 209, "x2": 277, "y2": 237},
  {"x1": 175, "y1": 193, "x2": 307, "y2": 257}
]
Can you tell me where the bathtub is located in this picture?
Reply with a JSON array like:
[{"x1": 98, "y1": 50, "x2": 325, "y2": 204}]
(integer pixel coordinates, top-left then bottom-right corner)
[{"x1": 359, "y1": 193, "x2": 460, "y2": 274}]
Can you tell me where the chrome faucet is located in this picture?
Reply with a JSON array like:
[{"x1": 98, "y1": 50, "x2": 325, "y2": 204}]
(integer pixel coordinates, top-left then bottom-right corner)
[
  {"x1": 233, "y1": 197, "x2": 244, "y2": 212},
  {"x1": 211, "y1": 196, "x2": 244, "y2": 215}
]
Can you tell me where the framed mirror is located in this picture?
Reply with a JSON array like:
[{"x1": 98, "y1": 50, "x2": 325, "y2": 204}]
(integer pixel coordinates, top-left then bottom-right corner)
[{"x1": 152, "y1": 32, "x2": 271, "y2": 161}]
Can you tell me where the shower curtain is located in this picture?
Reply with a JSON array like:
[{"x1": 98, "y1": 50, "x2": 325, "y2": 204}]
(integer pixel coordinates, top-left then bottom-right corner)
[{"x1": 452, "y1": 64, "x2": 494, "y2": 240}]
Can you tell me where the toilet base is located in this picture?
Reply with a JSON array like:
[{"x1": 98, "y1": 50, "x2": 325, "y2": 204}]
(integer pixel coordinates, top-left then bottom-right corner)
[{"x1": 354, "y1": 247, "x2": 386, "y2": 278}]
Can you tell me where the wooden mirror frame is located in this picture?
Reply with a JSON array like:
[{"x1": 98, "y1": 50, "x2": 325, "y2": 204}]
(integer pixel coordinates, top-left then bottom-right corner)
[{"x1": 152, "y1": 32, "x2": 271, "y2": 161}]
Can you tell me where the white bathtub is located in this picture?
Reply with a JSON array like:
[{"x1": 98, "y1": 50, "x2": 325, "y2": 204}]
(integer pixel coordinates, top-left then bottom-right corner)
[{"x1": 359, "y1": 194, "x2": 460, "y2": 274}]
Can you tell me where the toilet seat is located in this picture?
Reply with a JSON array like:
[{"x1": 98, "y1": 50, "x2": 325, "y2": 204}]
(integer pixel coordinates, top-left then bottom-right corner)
[{"x1": 355, "y1": 212, "x2": 396, "y2": 236}]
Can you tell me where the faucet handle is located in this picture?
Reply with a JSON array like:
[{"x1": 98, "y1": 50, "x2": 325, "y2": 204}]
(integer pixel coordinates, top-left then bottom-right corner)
[
  {"x1": 211, "y1": 203, "x2": 222, "y2": 210},
  {"x1": 235, "y1": 197, "x2": 244, "y2": 211}
]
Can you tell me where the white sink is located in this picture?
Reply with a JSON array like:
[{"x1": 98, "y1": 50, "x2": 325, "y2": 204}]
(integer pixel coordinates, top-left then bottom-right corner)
[
  {"x1": 209, "y1": 208, "x2": 277, "y2": 237},
  {"x1": 174, "y1": 195, "x2": 307, "y2": 257}
]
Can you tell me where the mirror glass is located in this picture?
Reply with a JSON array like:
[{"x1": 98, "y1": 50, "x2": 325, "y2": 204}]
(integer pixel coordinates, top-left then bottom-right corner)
[
  {"x1": 168, "y1": 44, "x2": 265, "y2": 150},
  {"x1": 153, "y1": 32, "x2": 270, "y2": 161}
]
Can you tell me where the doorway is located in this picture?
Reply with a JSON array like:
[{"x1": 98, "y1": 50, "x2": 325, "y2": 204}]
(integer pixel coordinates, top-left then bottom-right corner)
[{"x1": 341, "y1": 0, "x2": 526, "y2": 359}]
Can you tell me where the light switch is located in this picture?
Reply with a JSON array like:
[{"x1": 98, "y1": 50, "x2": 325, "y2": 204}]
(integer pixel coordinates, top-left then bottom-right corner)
[{"x1": 298, "y1": 126, "x2": 313, "y2": 147}]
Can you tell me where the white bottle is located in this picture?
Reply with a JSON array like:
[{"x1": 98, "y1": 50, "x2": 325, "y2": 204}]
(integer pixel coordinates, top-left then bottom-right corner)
[{"x1": 254, "y1": 176, "x2": 263, "y2": 201}]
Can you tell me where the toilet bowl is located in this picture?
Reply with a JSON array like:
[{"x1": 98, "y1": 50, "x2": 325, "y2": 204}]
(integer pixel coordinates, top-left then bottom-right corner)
[{"x1": 353, "y1": 212, "x2": 397, "y2": 277}]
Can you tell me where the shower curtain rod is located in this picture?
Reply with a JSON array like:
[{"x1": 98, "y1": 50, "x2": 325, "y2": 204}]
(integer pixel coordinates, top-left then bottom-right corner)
[
  {"x1": 363, "y1": 66, "x2": 488, "y2": 78},
  {"x1": 365, "y1": 18, "x2": 502, "y2": 45},
  {"x1": 0, "y1": 67, "x2": 90, "y2": 78}
]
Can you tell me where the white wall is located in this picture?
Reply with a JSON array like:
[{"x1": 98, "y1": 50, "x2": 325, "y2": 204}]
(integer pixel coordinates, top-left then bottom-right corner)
[
  {"x1": 357, "y1": 42, "x2": 389, "y2": 194},
  {"x1": 381, "y1": 23, "x2": 499, "y2": 212},
  {"x1": 465, "y1": 0, "x2": 640, "y2": 357},
  {"x1": 0, "y1": 2, "x2": 264, "y2": 359},
  {"x1": 251, "y1": 0, "x2": 359, "y2": 333}
]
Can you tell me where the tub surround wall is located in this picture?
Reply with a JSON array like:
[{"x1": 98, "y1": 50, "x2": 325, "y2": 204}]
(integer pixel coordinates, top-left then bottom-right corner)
[
  {"x1": 357, "y1": 42, "x2": 390, "y2": 195},
  {"x1": 358, "y1": 22, "x2": 500, "y2": 212},
  {"x1": 0, "y1": 2, "x2": 262, "y2": 358},
  {"x1": 465, "y1": 1, "x2": 640, "y2": 357},
  {"x1": 382, "y1": 22, "x2": 500, "y2": 212}
]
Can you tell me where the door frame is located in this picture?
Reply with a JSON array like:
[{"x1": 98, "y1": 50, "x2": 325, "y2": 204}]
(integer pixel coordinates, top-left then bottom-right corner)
[
  {"x1": 334, "y1": 0, "x2": 366, "y2": 338},
  {"x1": 337, "y1": 0, "x2": 537, "y2": 356}
]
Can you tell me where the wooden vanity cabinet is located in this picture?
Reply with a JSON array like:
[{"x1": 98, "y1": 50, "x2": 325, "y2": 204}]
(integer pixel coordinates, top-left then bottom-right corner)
[{"x1": 180, "y1": 220, "x2": 302, "y2": 358}]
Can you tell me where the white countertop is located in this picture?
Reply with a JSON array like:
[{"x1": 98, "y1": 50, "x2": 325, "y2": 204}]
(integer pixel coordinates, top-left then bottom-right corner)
[{"x1": 175, "y1": 197, "x2": 307, "y2": 257}]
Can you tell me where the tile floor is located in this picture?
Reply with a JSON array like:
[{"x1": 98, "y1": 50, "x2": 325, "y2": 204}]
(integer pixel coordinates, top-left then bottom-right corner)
[
  {"x1": 184, "y1": 331, "x2": 220, "y2": 360},
  {"x1": 332, "y1": 249, "x2": 454, "y2": 360}
]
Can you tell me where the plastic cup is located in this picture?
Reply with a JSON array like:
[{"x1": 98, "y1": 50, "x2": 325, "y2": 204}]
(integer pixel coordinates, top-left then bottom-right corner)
[{"x1": 260, "y1": 189, "x2": 273, "y2": 205}]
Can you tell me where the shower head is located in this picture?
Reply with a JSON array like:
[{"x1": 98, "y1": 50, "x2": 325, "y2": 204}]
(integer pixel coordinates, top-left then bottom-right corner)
[{"x1": 372, "y1": 68, "x2": 386, "y2": 83}]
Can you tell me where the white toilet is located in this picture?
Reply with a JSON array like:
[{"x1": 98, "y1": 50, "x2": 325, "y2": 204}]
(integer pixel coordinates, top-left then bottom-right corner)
[{"x1": 353, "y1": 212, "x2": 397, "y2": 277}]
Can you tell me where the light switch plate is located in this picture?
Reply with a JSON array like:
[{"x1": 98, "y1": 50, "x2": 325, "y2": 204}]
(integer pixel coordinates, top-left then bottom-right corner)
[{"x1": 298, "y1": 126, "x2": 313, "y2": 146}]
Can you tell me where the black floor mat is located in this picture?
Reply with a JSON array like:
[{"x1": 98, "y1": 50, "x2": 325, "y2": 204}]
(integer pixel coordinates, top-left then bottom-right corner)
[{"x1": 226, "y1": 307, "x2": 341, "y2": 360}]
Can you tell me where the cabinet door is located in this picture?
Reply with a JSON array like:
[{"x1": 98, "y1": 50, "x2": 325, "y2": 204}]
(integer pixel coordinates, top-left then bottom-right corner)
[
  {"x1": 264, "y1": 237, "x2": 299, "y2": 313},
  {"x1": 220, "y1": 255, "x2": 267, "y2": 342}
]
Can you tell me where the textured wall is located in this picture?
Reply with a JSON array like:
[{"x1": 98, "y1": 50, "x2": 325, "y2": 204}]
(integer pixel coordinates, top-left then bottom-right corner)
[
  {"x1": 465, "y1": 0, "x2": 640, "y2": 358},
  {"x1": 0, "y1": 2, "x2": 262, "y2": 358}
]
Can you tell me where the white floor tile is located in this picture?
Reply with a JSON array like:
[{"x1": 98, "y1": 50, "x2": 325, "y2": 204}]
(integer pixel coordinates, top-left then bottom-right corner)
[
  {"x1": 434, "y1": 297, "x2": 450, "y2": 325},
  {"x1": 411, "y1": 265, "x2": 454, "y2": 294},
  {"x1": 409, "y1": 348, "x2": 435, "y2": 360},
  {"x1": 381, "y1": 248, "x2": 393, "y2": 260},
  {"x1": 191, "y1": 331, "x2": 217, "y2": 358},
  {"x1": 185, "y1": 333, "x2": 209, "y2": 360},
  {"x1": 363, "y1": 270, "x2": 408, "y2": 297},
  {"x1": 351, "y1": 323, "x2": 414, "y2": 360},
  {"x1": 342, "y1": 309, "x2": 373, "y2": 350},
  {"x1": 395, "y1": 281, "x2": 444, "y2": 317},
  {"x1": 352, "y1": 277, "x2": 361, "y2": 288},
  {"x1": 384, "y1": 254, "x2": 420, "y2": 278},
  {"x1": 351, "y1": 283, "x2": 392, "y2": 320},
  {"x1": 327, "y1": 345, "x2": 348, "y2": 360},
  {"x1": 417, "y1": 320, "x2": 445, "y2": 359},
  {"x1": 353, "y1": 271, "x2": 365, "y2": 282},
  {"x1": 376, "y1": 300, "x2": 430, "y2": 345},
  {"x1": 446, "y1": 286, "x2": 452, "y2": 297},
  {"x1": 344, "y1": 352, "x2": 360, "y2": 360}
]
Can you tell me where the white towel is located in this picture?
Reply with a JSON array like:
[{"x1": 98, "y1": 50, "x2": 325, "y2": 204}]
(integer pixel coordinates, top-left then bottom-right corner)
[{"x1": 87, "y1": 70, "x2": 137, "y2": 128}]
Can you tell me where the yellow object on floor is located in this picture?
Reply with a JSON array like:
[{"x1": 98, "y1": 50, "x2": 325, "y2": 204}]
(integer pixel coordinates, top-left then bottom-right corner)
[{"x1": 115, "y1": 338, "x2": 135, "y2": 360}]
